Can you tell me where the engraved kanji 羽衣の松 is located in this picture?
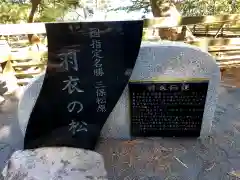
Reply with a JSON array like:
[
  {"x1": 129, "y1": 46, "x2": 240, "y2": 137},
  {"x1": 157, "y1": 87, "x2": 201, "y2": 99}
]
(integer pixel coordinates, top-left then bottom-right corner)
[
  {"x1": 68, "y1": 120, "x2": 88, "y2": 135},
  {"x1": 62, "y1": 76, "x2": 84, "y2": 94}
]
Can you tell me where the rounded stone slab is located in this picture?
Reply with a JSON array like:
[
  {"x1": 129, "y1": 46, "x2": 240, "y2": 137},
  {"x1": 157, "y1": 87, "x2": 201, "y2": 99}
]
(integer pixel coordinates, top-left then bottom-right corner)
[{"x1": 18, "y1": 41, "x2": 220, "y2": 139}]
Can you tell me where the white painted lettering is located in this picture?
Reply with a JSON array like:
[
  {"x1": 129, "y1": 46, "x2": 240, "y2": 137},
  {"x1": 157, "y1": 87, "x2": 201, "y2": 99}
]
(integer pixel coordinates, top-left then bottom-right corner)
[
  {"x1": 69, "y1": 120, "x2": 88, "y2": 135},
  {"x1": 67, "y1": 101, "x2": 83, "y2": 113},
  {"x1": 62, "y1": 76, "x2": 84, "y2": 94},
  {"x1": 59, "y1": 51, "x2": 78, "y2": 71},
  {"x1": 89, "y1": 28, "x2": 100, "y2": 38}
]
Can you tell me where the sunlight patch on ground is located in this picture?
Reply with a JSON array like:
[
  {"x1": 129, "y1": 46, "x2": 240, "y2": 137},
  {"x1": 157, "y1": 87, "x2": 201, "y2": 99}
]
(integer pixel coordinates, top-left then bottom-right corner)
[
  {"x1": 229, "y1": 170, "x2": 240, "y2": 178},
  {"x1": 0, "y1": 126, "x2": 10, "y2": 141}
]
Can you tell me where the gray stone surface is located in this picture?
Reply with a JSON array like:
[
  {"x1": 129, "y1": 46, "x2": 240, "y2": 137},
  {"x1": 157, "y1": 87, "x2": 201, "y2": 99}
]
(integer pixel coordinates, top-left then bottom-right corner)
[
  {"x1": 0, "y1": 96, "x2": 23, "y2": 171},
  {"x1": 102, "y1": 42, "x2": 220, "y2": 138},
  {"x1": 0, "y1": 85, "x2": 240, "y2": 179}
]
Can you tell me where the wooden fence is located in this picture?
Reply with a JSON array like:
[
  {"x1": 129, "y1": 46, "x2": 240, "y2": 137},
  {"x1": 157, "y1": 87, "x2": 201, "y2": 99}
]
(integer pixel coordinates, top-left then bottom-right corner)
[{"x1": 1, "y1": 13, "x2": 240, "y2": 86}]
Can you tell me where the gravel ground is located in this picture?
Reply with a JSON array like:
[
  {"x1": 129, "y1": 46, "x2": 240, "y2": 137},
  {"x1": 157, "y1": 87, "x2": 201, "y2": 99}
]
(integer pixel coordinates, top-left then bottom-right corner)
[{"x1": 0, "y1": 80, "x2": 240, "y2": 179}]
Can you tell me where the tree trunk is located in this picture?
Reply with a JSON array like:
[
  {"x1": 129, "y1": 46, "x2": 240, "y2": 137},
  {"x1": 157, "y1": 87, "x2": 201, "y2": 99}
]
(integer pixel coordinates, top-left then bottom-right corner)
[
  {"x1": 149, "y1": 0, "x2": 195, "y2": 41},
  {"x1": 27, "y1": 0, "x2": 41, "y2": 45}
]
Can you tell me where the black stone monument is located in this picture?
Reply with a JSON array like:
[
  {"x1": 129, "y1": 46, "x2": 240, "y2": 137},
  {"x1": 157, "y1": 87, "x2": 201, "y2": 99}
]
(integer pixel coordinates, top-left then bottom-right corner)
[
  {"x1": 24, "y1": 21, "x2": 143, "y2": 150},
  {"x1": 129, "y1": 79, "x2": 209, "y2": 137}
]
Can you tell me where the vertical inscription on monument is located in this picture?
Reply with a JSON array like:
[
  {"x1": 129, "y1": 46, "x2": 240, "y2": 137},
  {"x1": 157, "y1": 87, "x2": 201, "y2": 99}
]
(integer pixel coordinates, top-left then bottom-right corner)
[
  {"x1": 89, "y1": 28, "x2": 107, "y2": 113},
  {"x1": 57, "y1": 32, "x2": 88, "y2": 135},
  {"x1": 129, "y1": 79, "x2": 209, "y2": 137}
]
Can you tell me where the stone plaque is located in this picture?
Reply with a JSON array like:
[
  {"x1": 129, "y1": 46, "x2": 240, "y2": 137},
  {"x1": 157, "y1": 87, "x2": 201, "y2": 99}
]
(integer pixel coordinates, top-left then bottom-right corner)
[{"x1": 129, "y1": 79, "x2": 209, "y2": 137}]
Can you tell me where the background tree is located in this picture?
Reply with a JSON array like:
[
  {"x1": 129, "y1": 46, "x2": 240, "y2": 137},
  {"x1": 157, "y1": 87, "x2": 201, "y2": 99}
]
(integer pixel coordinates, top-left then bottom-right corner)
[
  {"x1": 113, "y1": 0, "x2": 196, "y2": 40},
  {"x1": 113, "y1": 0, "x2": 240, "y2": 40},
  {"x1": 180, "y1": 0, "x2": 240, "y2": 16},
  {"x1": 0, "y1": 0, "x2": 29, "y2": 24},
  {"x1": 118, "y1": 0, "x2": 240, "y2": 17},
  {"x1": 27, "y1": 0, "x2": 84, "y2": 44}
]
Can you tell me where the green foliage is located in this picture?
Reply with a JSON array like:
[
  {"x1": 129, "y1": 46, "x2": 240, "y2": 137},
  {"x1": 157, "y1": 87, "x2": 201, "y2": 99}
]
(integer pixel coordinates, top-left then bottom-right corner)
[
  {"x1": 36, "y1": 0, "x2": 82, "y2": 22},
  {"x1": 0, "y1": 0, "x2": 83, "y2": 23},
  {"x1": 112, "y1": 0, "x2": 240, "y2": 16},
  {"x1": 180, "y1": 0, "x2": 240, "y2": 16},
  {"x1": 1, "y1": 0, "x2": 239, "y2": 24},
  {"x1": 0, "y1": 1, "x2": 30, "y2": 23},
  {"x1": 111, "y1": 0, "x2": 151, "y2": 14}
]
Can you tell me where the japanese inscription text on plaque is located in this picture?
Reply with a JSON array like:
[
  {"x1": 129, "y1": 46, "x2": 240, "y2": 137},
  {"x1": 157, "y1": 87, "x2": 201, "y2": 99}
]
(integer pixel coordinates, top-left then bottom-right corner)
[{"x1": 129, "y1": 79, "x2": 209, "y2": 137}]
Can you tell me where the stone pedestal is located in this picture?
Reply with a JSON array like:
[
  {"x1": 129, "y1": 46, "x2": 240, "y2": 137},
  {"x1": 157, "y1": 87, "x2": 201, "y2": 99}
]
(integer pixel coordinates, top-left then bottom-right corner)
[
  {"x1": 101, "y1": 41, "x2": 220, "y2": 138},
  {"x1": 18, "y1": 41, "x2": 220, "y2": 139}
]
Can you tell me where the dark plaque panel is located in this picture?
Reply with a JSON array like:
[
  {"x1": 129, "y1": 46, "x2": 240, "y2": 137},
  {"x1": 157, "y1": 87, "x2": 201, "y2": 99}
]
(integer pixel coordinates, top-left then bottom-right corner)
[
  {"x1": 24, "y1": 21, "x2": 143, "y2": 150},
  {"x1": 129, "y1": 79, "x2": 209, "y2": 137}
]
